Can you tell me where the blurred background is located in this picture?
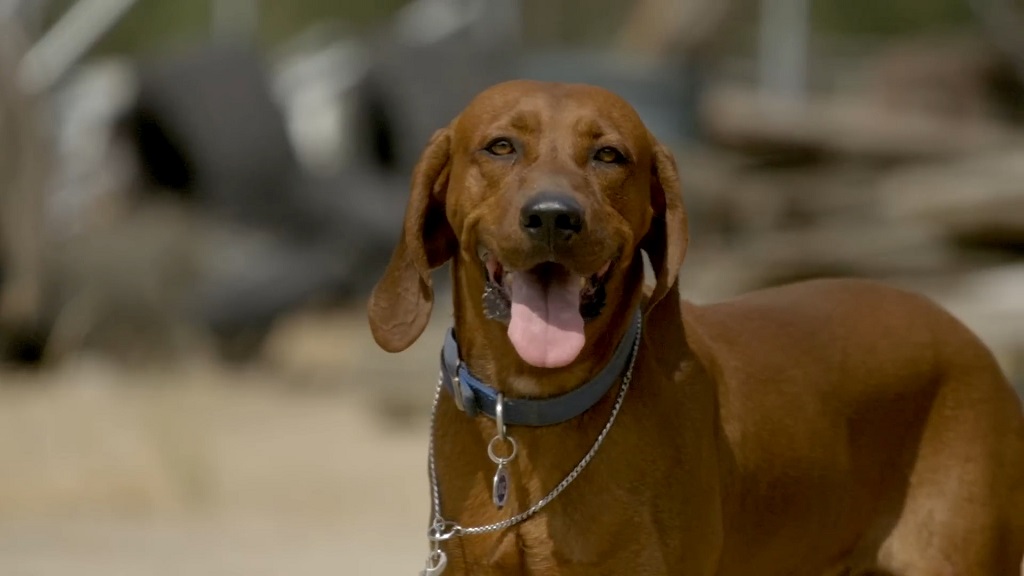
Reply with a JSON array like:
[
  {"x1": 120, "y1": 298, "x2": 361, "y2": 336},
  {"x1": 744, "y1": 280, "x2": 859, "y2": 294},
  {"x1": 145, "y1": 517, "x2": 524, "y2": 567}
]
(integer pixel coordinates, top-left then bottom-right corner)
[{"x1": 0, "y1": 0, "x2": 1022, "y2": 573}]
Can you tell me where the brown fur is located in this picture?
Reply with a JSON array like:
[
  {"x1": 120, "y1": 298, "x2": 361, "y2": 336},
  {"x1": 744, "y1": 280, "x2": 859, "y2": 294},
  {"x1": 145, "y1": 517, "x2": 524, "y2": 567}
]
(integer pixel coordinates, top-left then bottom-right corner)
[{"x1": 369, "y1": 80, "x2": 1024, "y2": 575}]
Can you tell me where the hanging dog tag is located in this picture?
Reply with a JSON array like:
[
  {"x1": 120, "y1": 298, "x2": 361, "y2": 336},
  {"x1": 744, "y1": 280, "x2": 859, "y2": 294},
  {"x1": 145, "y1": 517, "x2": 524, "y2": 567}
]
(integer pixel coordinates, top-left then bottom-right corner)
[
  {"x1": 492, "y1": 463, "x2": 510, "y2": 509},
  {"x1": 488, "y1": 397, "x2": 515, "y2": 511}
]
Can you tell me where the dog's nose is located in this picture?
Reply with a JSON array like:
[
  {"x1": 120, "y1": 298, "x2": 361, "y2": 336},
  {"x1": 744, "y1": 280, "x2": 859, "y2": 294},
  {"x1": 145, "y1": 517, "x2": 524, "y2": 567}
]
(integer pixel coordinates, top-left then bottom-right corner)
[{"x1": 520, "y1": 194, "x2": 584, "y2": 246}]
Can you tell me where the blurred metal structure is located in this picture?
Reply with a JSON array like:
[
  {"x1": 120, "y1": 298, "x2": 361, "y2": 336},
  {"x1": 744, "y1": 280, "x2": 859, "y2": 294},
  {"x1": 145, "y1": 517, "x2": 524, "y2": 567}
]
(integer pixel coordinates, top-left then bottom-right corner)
[
  {"x1": 116, "y1": 41, "x2": 409, "y2": 359},
  {"x1": 757, "y1": 0, "x2": 808, "y2": 105},
  {"x1": 273, "y1": 28, "x2": 369, "y2": 176},
  {"x1": 0, "y1": 0, "x2": 46, "y2": 34},
  {"x1": 18, "y1": 0, "x2": 138, "y2": 95},
  {"x1": 0, "y1": 14, "x2": 49, "y2": 361}
]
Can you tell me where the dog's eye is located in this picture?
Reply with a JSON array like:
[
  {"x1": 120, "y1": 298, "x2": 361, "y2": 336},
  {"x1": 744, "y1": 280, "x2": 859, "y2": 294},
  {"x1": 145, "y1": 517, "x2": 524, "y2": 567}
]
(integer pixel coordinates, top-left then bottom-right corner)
[
  {"x1": 594, "y1": 146, "x2": 625, "y2": 164},
  {"x1": 485, "y1": 138, "x2": 515, "y2": 156}
]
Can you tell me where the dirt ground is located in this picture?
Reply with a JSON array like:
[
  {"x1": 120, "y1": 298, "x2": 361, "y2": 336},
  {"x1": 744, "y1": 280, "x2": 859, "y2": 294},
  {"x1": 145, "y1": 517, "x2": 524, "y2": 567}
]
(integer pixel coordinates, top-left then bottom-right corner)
[{"x1": 0, "y1": 303, "x2": 453, "y2": 575}]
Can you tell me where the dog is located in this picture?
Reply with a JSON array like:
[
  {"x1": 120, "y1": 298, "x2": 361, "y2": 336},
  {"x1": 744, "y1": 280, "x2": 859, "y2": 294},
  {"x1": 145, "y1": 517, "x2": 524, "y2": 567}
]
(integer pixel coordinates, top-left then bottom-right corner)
[{"x1": 368, "y1": 80, "x2": 1024, "y2": 575}]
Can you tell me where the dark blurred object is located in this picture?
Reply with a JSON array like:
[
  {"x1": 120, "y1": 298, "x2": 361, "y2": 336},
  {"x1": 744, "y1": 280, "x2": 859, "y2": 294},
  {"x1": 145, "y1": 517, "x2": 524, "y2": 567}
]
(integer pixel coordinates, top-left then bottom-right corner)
[
  {"x1": 116, "y1": 42, "x2": 406, "y2": 361},
  {"x1": 968, "y1": 0, "x2": 1024, "y2": 80},
  {"x1": 190, "y1": 167, "x2": 407, "y2": 362},
  {"x1": 0, "y1": 19, "x2": 49, "y2": 365},
  {"x1": 967, "y1": 0, "x2": 1024, "y2": 122},
  {"x1": 125, "y1": 42, "x2": 301, "y2": 223},
  {"x1": 865, "y1": 34, "x2": 1024, "y2": 125},
  {"x1": 349, "y1": 0, "x2": 519, "y2": 175}
]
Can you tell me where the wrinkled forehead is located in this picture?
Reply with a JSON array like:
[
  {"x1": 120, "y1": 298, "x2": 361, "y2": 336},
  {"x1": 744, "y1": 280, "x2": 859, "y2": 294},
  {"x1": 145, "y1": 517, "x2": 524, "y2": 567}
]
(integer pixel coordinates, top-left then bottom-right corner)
[{"x1": 452, "y1": 81, "x2": 651, "y2": 150}]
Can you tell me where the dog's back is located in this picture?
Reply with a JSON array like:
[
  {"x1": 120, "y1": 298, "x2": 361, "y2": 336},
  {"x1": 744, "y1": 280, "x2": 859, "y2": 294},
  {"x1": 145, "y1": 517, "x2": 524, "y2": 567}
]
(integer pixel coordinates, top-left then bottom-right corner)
[{"x1": 684, "y1": 277, "x2": 1024, "y2": 575}]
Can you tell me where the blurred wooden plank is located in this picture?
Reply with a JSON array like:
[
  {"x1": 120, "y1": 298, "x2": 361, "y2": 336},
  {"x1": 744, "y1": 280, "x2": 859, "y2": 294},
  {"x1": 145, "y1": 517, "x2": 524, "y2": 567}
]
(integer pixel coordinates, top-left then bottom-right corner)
[
  {"x1": 703, "y1": 84, "x2": 1014, "y2": 161},
  {"x1": 878, "y1": 148, "x2": 1024, "y2": 240},
  {"x1": 685, "y1": 220, "x2": 973, "y2": 295}
]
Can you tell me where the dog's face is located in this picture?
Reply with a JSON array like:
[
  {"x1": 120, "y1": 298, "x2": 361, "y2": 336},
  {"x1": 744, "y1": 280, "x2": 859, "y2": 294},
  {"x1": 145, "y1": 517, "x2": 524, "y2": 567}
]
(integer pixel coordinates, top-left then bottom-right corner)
[{"x1": 368, "y1": 80, "x2": 687, "y2": 369}]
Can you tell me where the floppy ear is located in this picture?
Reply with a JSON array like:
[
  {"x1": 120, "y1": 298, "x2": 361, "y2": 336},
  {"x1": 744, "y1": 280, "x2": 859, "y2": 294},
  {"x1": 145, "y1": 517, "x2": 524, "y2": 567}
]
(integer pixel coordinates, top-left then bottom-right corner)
[
  {"x1": 641, "y1": 141, "x2": 688, "y2": 311},
  {"x1": 368, "y1": 128, "x2": 457, "y2": 352}
]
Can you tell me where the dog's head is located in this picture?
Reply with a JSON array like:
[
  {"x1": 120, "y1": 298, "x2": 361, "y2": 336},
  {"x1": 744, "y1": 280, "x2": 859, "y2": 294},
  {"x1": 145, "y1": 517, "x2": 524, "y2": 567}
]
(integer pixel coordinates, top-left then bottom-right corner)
[{"x1": 368, "y1": 80, "x2": 687, "y2": 369}]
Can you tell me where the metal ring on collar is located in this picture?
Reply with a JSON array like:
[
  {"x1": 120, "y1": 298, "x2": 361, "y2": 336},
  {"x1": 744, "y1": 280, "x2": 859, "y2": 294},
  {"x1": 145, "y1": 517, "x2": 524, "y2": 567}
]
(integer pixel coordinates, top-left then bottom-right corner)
[
  {"x1": 487, "y1": 435, "x2": 517, "y2": 465},
  {"x1": 495, "y1": 392, "x2": 507, "y2": 440}
]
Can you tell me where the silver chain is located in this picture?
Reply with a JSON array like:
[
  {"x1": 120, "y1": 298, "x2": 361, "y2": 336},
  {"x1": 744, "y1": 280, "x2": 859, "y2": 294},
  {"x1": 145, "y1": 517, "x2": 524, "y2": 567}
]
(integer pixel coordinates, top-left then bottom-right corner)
[{"x1": 425, "y1": 315, "x2": 642, "y2": 542}]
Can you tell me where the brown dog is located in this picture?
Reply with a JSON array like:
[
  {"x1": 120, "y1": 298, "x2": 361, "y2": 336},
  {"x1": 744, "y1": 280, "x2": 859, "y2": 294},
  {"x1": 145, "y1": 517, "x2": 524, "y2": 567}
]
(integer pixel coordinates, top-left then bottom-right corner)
[{"x1": 368, "y1": 80, "x2": 1024, "y2": 575}]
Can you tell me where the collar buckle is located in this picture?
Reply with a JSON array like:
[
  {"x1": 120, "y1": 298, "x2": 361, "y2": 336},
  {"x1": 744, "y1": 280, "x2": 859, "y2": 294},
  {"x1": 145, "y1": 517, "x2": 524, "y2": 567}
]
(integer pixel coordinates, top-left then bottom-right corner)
[{"x1": 449, "y1": 363, "x2": 477, "y2": 418}]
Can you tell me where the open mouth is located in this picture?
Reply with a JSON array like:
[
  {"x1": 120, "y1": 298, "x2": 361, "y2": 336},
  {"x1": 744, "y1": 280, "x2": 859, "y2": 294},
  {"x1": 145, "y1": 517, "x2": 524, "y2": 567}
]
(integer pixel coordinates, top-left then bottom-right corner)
[{"x1": 478, "y1": 247, "x2": 611, "y2": 368}]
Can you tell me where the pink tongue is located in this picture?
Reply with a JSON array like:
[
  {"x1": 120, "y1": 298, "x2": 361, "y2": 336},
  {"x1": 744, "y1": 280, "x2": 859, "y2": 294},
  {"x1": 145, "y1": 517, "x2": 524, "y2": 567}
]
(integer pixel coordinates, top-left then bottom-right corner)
[{"x1": 507, "y1": 272, "x2": 585, "y2": 368}]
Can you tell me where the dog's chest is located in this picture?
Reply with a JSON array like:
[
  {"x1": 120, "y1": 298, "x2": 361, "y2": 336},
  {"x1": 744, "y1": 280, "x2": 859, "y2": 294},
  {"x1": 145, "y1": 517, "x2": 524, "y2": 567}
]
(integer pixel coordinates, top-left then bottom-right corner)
[
  {"x1": 443, "y1": 527, "x2": 530, "y2": 574},
  {"x1": 447, "y1": 506, "x2": 668, "y2": 575},
  {"x1": 438, "y1": 500, "x2": 584, "y2": 571}
]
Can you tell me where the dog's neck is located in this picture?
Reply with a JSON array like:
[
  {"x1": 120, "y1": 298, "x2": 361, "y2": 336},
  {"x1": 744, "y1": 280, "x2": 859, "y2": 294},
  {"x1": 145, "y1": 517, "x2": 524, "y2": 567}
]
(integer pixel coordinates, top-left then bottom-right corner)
[
  {"x1": 431, "y1": 259, "x2": 694, "y2": 569},
  {"x1": 441, "y1": 307, "x2": 641, "y2": 428},
  {"x1": 449, "y1": 255, "x2": 646, "y2": 399}
]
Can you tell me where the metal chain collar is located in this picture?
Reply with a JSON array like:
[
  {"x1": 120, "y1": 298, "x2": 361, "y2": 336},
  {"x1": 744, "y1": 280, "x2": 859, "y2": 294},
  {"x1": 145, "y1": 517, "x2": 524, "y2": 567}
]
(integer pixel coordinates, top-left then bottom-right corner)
[{"x1": 424, "y1": 315, "x2": 642, "y2": 546}]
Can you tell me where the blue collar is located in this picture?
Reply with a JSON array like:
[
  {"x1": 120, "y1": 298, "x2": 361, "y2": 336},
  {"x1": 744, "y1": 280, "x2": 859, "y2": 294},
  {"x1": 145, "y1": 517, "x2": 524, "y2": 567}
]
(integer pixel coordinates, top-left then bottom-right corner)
[{"x1": 440, "y1": 310, "x2": 642, "y2": 427}]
